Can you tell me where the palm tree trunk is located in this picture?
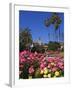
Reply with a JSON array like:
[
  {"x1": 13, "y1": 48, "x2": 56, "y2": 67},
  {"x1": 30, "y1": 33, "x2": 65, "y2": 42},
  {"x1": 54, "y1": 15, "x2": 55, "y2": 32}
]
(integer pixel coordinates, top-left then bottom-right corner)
[
  {"x1": 48, "y1": 33, "x2": 50, "y2": 42},
  {"x1": 59, "y1": 27, "x2": 60, "y2": 43},
  {"x1": 49, "y1": 31, "x2": 51, "y2": 41},
  {"x1": 48, "y1": 29, "x2": 50, "y2": 42},
  {"x1": 55, "y1": 30, "x2": 56, "y2": 42}
]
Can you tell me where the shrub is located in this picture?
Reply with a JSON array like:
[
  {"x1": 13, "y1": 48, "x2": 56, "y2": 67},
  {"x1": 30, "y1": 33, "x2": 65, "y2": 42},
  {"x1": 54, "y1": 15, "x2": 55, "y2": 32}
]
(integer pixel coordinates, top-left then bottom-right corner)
[
  {"x1": 48, "y1": 42, "x2": 61, "y2": 51},
  {"x1": 31, "y1": 45, "x2": 45, "y2": 53},
  {"x1": 20, "y1": 61, "x2": 30, "y2": 79}
]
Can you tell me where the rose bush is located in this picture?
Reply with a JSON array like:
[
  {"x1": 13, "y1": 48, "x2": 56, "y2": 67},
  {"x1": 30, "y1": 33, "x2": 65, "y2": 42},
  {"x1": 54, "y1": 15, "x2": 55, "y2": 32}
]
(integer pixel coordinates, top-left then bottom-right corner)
[{"x1": 19, "y1": 50, "x2": 64, "y2": 79}]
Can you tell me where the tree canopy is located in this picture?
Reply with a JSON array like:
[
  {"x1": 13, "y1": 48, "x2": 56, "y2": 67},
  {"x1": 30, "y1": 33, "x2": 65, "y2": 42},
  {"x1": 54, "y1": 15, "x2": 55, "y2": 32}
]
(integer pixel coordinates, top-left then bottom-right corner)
[{"x1": 19, "y1": 28, "x2": 33, "y2": 51}]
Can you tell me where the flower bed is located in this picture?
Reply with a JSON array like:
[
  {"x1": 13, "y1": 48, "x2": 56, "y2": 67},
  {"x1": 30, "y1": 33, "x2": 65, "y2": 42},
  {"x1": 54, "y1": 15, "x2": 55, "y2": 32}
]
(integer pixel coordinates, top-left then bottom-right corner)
[{"x1": 19, "y1": 50, "x2": 64, "y2": 79}]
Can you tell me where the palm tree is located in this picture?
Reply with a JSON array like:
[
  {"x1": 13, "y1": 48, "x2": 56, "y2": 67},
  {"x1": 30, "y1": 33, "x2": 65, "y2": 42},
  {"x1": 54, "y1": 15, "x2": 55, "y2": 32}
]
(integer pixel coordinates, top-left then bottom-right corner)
[
  {"x1": 53, "y1": 13, "x2": 62, "y2": 42},
  {"x1": 44, "y1": 18, "x2": 51, "y2": 42},
  {"x1": 44, "y1": 13, "x2": 62, "y2": 43}
]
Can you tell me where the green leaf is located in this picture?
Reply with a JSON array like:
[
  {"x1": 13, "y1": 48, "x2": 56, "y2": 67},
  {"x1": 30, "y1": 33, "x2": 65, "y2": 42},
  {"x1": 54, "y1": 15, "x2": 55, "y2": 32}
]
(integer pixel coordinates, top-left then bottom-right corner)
[{"x1": 54, "y1": 23, "x2": 59, "y2": 30}]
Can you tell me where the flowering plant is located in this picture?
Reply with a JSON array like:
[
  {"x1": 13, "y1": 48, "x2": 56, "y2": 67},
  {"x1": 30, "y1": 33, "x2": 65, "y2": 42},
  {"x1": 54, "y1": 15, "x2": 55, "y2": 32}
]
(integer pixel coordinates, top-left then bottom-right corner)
[{"x1": 19, "y1": 50, "x2": 64, "y2": 79}]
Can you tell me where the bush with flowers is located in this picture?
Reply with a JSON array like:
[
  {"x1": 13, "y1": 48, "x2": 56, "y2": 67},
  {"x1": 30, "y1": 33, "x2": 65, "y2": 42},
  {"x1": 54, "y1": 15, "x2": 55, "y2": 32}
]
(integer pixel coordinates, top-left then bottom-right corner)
[{"x1": 19, "y1": 50, "x2": 64, "y2": 79}]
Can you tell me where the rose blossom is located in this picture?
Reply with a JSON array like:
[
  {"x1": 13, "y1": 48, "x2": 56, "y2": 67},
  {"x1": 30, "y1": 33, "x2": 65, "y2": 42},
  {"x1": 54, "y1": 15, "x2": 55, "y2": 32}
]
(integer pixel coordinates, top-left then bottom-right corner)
[
  {"x1": 40, "y1": 63, "x2": 45, "y2": 69},
  {"x1": 20, "y1": 58, "x2": 26, "y2": 63},
  {"x1": 29, "y1": 66, "x2": 34, "y2": 74},
  {"x1": 51, "y1": 67, "x2": 58, "y2": 72}
]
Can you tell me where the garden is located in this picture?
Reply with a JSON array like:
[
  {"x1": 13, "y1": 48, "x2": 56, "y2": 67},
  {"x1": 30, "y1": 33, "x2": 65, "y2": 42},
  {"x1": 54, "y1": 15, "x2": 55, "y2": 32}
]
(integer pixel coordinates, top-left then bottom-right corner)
[
  {"x1": 19, "y1": 49, "x2": 64, "y2": 79},
  {"x1": 19, "y1": 11, "x2": 64, "y2": 79}
]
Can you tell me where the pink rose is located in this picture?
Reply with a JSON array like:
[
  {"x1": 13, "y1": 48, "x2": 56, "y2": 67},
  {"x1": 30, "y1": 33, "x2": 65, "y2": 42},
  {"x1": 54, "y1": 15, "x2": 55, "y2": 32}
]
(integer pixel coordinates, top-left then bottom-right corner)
[
  {"x1": 51, "y1": 67, "x2": 58, "y2": 72},
  {"x1": 47, "y1": 63, "x2": 52, "y2": 68},
  {"x1": 29, "y1": 66, "x2": 34, "y2": 74},
  {"x1": 20, "y1": 58, "x2": 26, "y2": 63},
  {"x1": 48, "y1": 57, "x2": 54, "y2": 63},
  {"x1": 40, "y1": 63, "x2": 45, "y2": 69}
]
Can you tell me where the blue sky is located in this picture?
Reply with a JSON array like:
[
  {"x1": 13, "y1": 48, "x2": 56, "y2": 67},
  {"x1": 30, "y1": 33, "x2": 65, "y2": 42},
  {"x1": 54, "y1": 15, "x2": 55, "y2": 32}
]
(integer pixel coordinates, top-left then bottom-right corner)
[{"x1": 19, "y1": 10, "x2": 64, "y2": 43}]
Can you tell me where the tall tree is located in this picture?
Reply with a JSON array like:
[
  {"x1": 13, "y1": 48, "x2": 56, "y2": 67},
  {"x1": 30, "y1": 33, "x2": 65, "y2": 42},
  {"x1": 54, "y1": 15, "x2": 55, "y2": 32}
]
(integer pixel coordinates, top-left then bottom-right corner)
[
  {"x1": 19, "y1": 28, "x2": 32, "y2": 51},
  {"x1": 44, "y1": 18, "x2": 51, "y2": 42},
  {"x1": 44, "y1": 13, "x2": 62, "y2": 42},
  {"x1": 53, "y1": 13, "x2": 62, "y2": 42}
]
